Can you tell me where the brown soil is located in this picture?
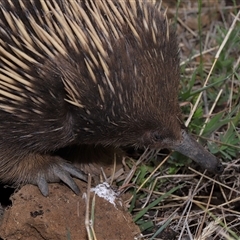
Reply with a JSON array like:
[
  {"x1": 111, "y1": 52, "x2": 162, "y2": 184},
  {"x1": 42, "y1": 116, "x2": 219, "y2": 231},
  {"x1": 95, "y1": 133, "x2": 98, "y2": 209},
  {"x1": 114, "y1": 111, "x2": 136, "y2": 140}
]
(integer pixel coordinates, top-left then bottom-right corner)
[{"x1": 0, "y1": 180, "x2": 140, "y2": 240}]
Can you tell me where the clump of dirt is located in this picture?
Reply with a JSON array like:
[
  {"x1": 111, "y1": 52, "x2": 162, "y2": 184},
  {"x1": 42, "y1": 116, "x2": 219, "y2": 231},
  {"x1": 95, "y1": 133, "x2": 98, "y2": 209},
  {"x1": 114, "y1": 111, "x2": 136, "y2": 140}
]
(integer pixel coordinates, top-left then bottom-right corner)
[{"x1": 0, "y1": 180, "x2": 141, "y2": 240}]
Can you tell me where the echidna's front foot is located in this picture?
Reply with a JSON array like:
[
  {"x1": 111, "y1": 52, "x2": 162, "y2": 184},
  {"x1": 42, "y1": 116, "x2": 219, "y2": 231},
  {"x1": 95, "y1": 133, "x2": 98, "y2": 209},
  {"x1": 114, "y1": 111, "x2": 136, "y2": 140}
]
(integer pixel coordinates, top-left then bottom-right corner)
[
  {"x1": 1, "y1": 153, "x2": 88, "y2": 196},
  {"x1": 36, "y1": 160, "x2": 87, "y2": 196}
]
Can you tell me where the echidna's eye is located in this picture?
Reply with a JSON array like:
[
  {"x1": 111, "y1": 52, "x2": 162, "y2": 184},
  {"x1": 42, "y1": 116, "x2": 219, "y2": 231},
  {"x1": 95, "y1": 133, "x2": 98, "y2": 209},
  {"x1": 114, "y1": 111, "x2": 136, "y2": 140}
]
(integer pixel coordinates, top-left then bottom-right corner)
[{"x1": 152, "y1": 132, "x2": 162, "y2": 142}]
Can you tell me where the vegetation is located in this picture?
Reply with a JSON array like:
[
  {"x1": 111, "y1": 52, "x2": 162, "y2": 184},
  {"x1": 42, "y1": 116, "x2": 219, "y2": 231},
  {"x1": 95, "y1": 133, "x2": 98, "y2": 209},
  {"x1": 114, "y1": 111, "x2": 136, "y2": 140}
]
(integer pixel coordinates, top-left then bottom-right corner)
[{"x1": 120, "y1": 1, "x2": 240, "y2": 239}]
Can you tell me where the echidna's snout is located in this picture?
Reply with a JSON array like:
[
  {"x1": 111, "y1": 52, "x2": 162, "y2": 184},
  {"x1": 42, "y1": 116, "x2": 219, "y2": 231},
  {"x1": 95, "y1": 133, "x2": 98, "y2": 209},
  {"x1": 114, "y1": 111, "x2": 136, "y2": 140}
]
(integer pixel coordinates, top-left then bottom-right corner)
[{"x1": 172, "y1": 129, "x2": 224, "y2": 174}]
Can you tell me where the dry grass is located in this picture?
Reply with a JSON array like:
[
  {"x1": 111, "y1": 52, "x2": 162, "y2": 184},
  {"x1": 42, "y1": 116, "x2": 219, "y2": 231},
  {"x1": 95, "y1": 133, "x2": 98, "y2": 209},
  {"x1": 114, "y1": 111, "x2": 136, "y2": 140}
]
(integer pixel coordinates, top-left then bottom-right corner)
[{"x1": 120, "y1": 157, "x2": 240, "y2": 239}]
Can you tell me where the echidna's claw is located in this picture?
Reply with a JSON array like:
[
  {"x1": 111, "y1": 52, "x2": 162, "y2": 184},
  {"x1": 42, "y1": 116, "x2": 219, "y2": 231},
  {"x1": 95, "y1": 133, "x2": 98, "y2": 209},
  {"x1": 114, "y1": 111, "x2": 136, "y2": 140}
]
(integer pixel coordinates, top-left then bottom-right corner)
[
  {"x1": 36, "y1": 161, "x2": 87, "y2": 196},
  {"x1": 37, "y1": 175, "x2": 49, "y2": 197},
  {"x1": 53, "y1": 162, "x2": 87, "y2": 195}
]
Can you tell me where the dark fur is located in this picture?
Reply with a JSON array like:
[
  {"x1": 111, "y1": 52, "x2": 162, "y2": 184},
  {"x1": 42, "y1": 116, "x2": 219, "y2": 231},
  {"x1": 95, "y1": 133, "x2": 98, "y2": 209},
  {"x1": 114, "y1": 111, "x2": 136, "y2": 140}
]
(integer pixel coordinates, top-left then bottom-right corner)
[{"x1": 0, "y1": 1, "x2": 222, "y2": 194}]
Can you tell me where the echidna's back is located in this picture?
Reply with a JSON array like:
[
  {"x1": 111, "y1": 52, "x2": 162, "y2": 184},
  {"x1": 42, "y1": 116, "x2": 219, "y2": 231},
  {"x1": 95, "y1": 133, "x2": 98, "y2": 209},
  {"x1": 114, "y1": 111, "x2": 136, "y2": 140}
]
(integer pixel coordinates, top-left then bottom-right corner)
[{"x1": 0, "y1": 0, "x2": 181, "y2": 148}]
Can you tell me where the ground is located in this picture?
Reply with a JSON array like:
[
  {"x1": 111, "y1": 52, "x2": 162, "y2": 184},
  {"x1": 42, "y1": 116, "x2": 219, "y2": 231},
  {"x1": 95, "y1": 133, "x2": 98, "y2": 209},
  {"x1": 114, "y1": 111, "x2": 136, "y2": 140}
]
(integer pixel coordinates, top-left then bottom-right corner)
[{"x1": 0, "y1": 180, "x2": 140, "y2": 240}]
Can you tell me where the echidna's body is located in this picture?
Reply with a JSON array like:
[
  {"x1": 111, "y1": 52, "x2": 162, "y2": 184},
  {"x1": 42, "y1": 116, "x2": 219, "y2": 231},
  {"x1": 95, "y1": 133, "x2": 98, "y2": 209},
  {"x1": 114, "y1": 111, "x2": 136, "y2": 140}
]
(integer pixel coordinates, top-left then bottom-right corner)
[{"x1": 0, "y1": 0, "x2": 223, "y2": 196}]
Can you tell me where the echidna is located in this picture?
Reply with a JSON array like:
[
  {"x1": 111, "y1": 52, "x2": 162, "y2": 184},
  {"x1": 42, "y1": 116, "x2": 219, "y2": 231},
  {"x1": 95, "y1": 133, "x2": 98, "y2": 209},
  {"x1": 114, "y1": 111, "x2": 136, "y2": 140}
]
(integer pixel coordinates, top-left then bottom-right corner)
[{"x1": 0, "y1": 0, "x2": 223, "y2": 196}]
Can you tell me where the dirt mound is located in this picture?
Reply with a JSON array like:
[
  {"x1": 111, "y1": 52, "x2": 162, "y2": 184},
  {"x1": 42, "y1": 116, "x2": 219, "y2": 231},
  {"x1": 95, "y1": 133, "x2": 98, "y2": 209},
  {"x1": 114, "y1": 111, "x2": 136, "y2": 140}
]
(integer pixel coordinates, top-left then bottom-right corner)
[{"x1": 0, "y1": 180, "x2": 140, "y2": 240}]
